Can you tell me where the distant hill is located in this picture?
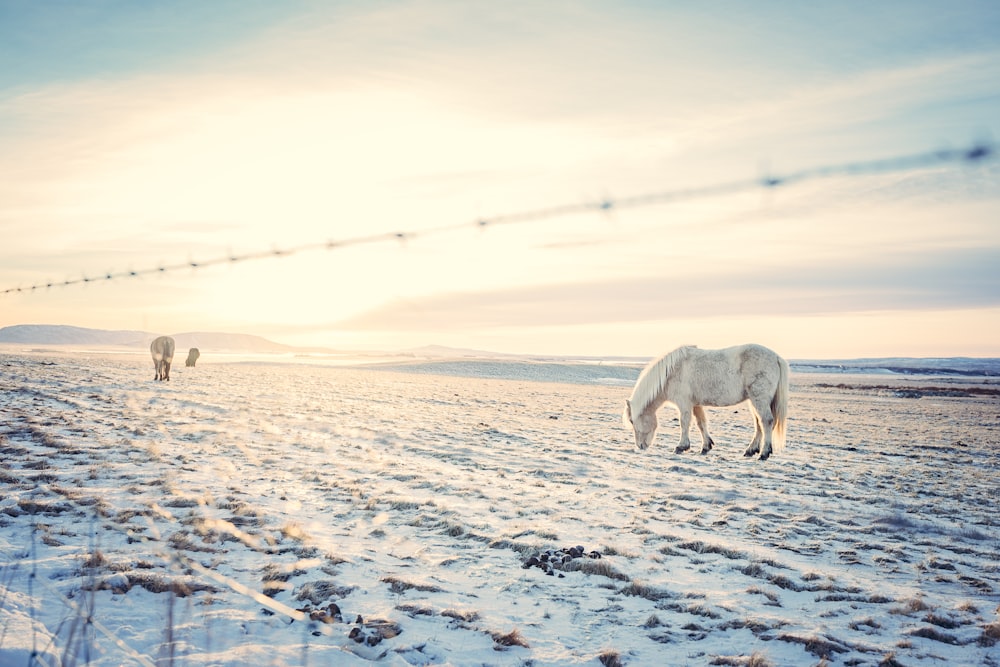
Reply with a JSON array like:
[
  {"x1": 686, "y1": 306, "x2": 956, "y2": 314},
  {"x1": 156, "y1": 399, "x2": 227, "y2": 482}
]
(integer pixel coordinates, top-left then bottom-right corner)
[
  {"x1": 0, "y1": 324, "x2": 148, "y2": 346},
  {"x1": 790, "y1": 357, "x2": 1000, "y2": 377},
  {"x1": 0, "y1": 324, "x2": 294, "y2": 354}
]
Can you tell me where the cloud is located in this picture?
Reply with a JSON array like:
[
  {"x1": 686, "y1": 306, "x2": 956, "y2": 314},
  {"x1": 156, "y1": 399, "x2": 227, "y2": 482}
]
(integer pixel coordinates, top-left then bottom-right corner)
[{"x1": 335, "y1": 245, "x2": 1000, "y2": 331}]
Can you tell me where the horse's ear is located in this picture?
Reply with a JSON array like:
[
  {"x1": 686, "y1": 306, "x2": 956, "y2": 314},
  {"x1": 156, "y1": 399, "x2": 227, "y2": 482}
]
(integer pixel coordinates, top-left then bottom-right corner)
[{"x1": 624, "y1": 399, "x2": 633, "y2": 423}]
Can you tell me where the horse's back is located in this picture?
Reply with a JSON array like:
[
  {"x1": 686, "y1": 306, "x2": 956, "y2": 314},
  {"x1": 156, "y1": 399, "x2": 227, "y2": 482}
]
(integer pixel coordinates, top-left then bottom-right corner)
[
  {"x1": 150, "y1": 335, "x2": 175, "y2": 361},
  {"x1": 679, "y1": 344, "x2": 782, "y2": 406}
]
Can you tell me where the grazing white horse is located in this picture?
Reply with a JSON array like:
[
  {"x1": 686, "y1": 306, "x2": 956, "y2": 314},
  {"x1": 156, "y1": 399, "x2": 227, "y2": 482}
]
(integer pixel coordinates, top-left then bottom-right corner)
[
  {"x1": 623, "y1": 344, "x2": 789, "y2": 460},
  {"x1": 150, "y1": 336, "x2": 176, "y2": 381}
]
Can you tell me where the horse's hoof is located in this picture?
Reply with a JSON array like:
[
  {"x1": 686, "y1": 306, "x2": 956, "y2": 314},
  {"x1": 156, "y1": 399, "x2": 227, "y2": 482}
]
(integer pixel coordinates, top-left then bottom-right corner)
[
  {"x1": 759, "y1": 452, "x2": 771, "y2": 461},
  {"x1": 674, "y1": 446, "x2": 690, "y2": 454},
  {"x1": 700, "y1": 448, "x2": 711, "y2": 455},
  {"x1": 743, "y1": 451, "x2": 756, "y2": 458}
]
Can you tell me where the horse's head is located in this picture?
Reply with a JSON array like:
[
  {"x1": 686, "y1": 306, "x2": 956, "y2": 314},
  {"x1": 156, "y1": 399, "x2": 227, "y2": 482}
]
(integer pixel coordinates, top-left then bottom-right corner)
[{"x1": 623, "y1": 400, "x2": 658, "y2": 451}]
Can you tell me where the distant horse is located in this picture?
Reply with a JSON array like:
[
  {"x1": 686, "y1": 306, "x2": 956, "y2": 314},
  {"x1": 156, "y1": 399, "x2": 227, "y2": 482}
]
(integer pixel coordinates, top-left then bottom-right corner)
[
  {"x1": 185, "y1": 348, "x2": 200, "y2": 367},
  {"x1": 623, "y1": 344, "x2": 789, "y2": 460},
  {"x1": 150, "y1": 336, "x2": 176, "y2": 381}
]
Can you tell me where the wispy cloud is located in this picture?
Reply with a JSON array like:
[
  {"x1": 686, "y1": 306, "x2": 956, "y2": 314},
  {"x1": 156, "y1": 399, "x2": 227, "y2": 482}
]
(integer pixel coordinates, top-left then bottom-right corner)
[{"x1": 337, "y1": 245, "x2": 1000, "y2": 331}]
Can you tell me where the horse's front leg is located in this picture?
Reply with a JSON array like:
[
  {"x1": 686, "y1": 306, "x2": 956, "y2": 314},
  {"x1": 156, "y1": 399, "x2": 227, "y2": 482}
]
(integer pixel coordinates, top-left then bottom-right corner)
[
  {"x1": 675, "y1": 407, "x2": 692, "y2": 454},
  {"x1": 693, "y1": 406, "x2": 714, "y2": 454}
]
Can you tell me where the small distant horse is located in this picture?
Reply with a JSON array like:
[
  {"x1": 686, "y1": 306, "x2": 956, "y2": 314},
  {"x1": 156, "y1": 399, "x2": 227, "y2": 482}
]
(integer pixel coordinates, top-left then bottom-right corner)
[
  {"x1": 185, "y1": 348, "x2": 200, "y2": 367},
  {"x1": 150, "y1": 336, "x2": 176, "y2": 381},
  {"x1": 623, "y1": 344, "x2": 789, "y2": 460}
]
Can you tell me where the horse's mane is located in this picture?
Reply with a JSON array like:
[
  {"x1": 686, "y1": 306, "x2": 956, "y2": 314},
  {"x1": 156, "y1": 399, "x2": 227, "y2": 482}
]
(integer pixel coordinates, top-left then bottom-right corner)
[{"x1": 627, "y1": 345, "x2": 697, "y2": 415}]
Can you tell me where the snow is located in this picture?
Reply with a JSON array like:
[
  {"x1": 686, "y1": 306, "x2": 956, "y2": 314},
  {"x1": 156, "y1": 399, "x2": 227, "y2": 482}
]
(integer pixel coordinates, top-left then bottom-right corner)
[{"x1": 1, "y1": 350, "x2": 999, "y2": 666}]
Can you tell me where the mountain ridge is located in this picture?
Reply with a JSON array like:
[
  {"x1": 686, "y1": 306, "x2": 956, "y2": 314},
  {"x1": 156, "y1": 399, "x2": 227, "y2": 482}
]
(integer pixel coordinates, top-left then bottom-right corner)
[{"x1": 0, "y1": 324, "x2": 294, "y2": 354}]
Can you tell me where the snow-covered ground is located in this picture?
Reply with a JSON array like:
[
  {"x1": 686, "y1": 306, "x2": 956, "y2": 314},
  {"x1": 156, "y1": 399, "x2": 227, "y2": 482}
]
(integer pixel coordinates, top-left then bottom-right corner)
[{"x1": 1, "y1": 351, "x2": 998, "y2": 666}]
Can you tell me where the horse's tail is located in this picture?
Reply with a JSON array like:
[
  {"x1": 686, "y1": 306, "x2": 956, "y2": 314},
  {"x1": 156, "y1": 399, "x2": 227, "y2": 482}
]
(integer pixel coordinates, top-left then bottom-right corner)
[{"x1": 771, "y1": 356, "x2": 789, "y2": 452}]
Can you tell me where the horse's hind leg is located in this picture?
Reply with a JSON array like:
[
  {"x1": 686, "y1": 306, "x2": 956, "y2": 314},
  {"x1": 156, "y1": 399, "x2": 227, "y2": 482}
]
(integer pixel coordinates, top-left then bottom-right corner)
[
  {"x1": 743, "y1": 411, "x2": 762, "y2": 458},
  {"x1": 749, "y1": 398, "x2": 775, "y2": 460},
  {"x1": 693, "y1": 406, "x2": 714, "y2": 454}
]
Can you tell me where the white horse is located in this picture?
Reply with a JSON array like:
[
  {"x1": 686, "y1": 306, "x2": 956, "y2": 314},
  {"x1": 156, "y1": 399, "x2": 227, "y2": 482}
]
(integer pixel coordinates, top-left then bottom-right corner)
[
  {"x1": 150, "y1": 336, "x2": 176, "y2": 381},
  {"x1": 623, "y1": 344, "x2": 789, "y2": 460}
]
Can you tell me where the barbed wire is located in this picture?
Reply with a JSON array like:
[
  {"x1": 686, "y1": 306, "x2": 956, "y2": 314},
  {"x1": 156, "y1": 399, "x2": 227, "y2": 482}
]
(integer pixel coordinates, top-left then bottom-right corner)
[{"x1": 2, "y1": 141, "x2": 994, "y2": 297}]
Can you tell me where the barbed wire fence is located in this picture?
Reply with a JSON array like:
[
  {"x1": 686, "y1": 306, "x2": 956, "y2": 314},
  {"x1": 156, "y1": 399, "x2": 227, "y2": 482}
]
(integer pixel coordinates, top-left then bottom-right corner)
[{"x1": 2, "y1": 141, "x2": 994, "y2": 296}]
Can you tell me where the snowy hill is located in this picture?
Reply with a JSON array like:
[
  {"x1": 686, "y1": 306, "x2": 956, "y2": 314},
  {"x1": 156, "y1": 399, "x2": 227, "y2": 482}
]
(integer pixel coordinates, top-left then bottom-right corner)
[
  {"x1": 0, "y1": 324, "x2": 294, "y2": 354},
  {"x1": 0, "y1": 324, "x2": 148, "y2": 346}
]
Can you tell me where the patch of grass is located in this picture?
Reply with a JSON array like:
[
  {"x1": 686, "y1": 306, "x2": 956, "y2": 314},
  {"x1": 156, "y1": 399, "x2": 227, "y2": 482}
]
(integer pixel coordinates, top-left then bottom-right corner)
[
  {"x1": 598, "y1": 649, "x2": 623, "y2": 667},
  {"x1": 381, "y1": 575, "x2": 443, "y2": 594},
  {"x1": 776, "y1": 633, "x2": 848, "y2": 658},
  {"x1": 979, "y1": 621, "x2": 1000, "y2": 647},
  {"x1": 601, "y1": 545, "x2": 636, "y2": 558},
  {"x1": 710, "y1": 653, "x2": 774, "y2": 667},
  {"x1": 767, "y1": 574, "x2": 804, "y2": 592},
  {"x1": 908, "y1": 626, "x2": 960, "y2": 645},
  {"x1": 890, "y1": 597, "x2": 932, "y2": 615},
  {"x1": 848, "y1": 617, "x2": 882, "y2": 632},
  {"x1": 17, "y1": 498, "x2": 74, "y2": 515},
  {"x1": 88, "y1": 572, "x2": 219, "y2": 597},
  {"x1": 167, "y1": 530, "x2": 217, "y2": 553},
  {"x1": 667, "y1": 602, "x2": 721, "y2": 619},
  {"x1": 488, "y1": 538, "x2": 539, "y2": 557},
  {"x1": 397, "y1": 602, "x2": 434, "y2": 616},
  {"x1": 619, "y1": 580, "x2": 673, "y2": 602},
  {"x1": 295, "y1": 579, "x2": 356, "y2": 605},
  {"x1": 279, "y1": 522, "x2": 310, "y2": 542},
  {"x1": 441, "y1": 608, "x2": 480, "y2": 623},
  {"x1": 563, "y1": 558, "x2": 630, "y2": 581},
  {"x1": 643, "y1": 614, "x2": 664, "y2": 628},
  {"x1": 746, "y1": 586, "x2": 780, "y2": 605},
  {"x1": 81, "y1": 551, "x2": 109, "y2": 570},
  {"x1": 677, "y1": 540, "x2": 747, "y2": 560},
  {"x1": 490, "y1": 628, "x2": 529, "y2": 650},
  {"x1": 924, "y1": 612, "x2": 960, "y2": 629}
]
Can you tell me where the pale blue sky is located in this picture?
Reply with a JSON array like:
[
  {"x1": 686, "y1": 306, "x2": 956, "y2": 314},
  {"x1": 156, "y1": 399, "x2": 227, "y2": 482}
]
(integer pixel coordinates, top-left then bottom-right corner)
[{"x1": 1, "y1": 1, "x2": 998, "y2": 357}]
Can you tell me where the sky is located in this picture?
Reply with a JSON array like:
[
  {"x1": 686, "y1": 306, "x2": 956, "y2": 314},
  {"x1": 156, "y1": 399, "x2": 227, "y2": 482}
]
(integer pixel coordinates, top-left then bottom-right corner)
[{"x1": 1, "y1": 0, "x2": 999, "y2": 359}]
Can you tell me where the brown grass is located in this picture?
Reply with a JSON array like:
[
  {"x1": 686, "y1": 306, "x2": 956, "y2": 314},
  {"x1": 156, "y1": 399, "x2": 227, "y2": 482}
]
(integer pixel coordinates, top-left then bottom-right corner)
[
  {"x1": 619, "y1": 580, "x2": 673, "y2": 602},
  {"x1": 381, "y1": 575, "x2": 443, "y2": 594},
  {"x1": 598, "y1": 649, "x2": 623, "y2": 667},
  {"x1": 491, "y1": 628, "x2": 529, "y2": 649},
  {"x1": 710, "y1": 653, "x2": 774, "y2": 667},
  {"x1": 979, "y1": 621, "x2": 1000, "y2": 647}
]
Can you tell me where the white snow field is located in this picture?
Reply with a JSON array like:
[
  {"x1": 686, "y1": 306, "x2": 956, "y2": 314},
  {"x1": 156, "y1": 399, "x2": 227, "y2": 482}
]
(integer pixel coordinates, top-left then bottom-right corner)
[{"x1": 1, "y1": 351, "x2": 999, "y2": 666}]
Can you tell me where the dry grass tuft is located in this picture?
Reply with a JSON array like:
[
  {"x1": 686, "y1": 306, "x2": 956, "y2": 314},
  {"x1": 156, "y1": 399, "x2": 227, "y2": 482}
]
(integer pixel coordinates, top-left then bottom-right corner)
[
  {"x1": 619, "y1": 580, "x2": 673, "y2": 602},
  {"x1": 381, "y1": 575, "x2": 443, "y2": 594},
  {"x1": 490, "y1": 628, "x2": 529, "y2": 650},
  {"x1": 441, "y1": 608, "x2": 480, "y2": 623},
  {"x1": 907, "y1": 626, "x2": 960, "y2": 644},
  {"x1": 710, "y1": 653, "x2": 774, "y2": 667},
  {"x1": 776, "y1": 633, "x2": 848, "y2": 658},
  {"x1": 295, "y1": 579, "x2": 357, "y2": 605},
  {"x1": 878, "y1": 653, "x2": 906, "y2": 667},
  {"x1": 81, "y1": 550, "x2": 108, "y2": 569},
  {"x1": 598, "y1": 649, "x2": 623, "y2": 666},
  {"x1": 890, "y1": 596, "x2": 932, "y2": 615},
  {"x1": 979, "y1": 621, "x2": 1000, "y2": 647},
  {"x1": 562, "y1": 557, "x2": 630, "y2": 581}
]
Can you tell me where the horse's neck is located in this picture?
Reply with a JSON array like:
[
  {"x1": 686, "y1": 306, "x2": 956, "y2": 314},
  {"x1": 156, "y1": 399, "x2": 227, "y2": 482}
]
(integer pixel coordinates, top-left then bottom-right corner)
[{"x1": 643, "y1": 387, "x2": 672, "y2": 415}]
